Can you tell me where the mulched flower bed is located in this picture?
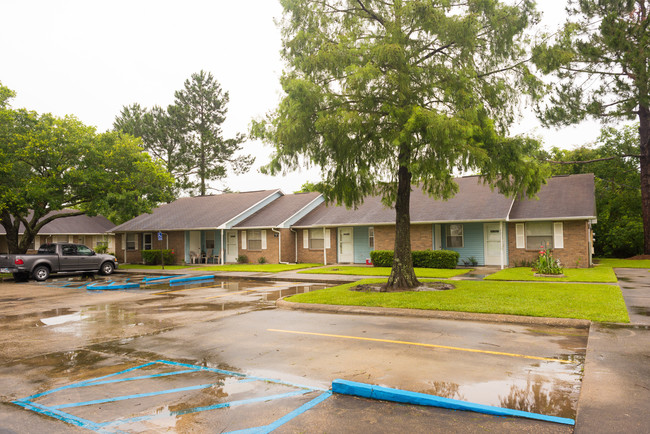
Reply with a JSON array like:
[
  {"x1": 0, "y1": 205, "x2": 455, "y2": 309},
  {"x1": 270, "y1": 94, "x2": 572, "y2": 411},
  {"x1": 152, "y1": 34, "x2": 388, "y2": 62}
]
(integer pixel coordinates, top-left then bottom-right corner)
[{"x1": 350, "y1": 282, "x2": 455, "y2": 293}]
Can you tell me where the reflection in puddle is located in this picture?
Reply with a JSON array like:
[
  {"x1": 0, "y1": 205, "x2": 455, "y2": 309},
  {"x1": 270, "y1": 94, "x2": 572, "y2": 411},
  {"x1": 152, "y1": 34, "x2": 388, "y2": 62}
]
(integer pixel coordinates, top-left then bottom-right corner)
[
  {"x1": 423, "y1": 367, "x2": 581, "y2": 419},
  {"x1": 40, "y1": 312, "x2": 88, "y2": 326}
]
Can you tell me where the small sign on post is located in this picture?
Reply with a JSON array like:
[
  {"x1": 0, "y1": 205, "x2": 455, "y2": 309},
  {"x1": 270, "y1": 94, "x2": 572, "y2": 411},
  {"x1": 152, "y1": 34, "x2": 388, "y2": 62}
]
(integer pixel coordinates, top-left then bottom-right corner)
[{"x1": 158, "y1": 232, "x2": 164, "y2": 270}]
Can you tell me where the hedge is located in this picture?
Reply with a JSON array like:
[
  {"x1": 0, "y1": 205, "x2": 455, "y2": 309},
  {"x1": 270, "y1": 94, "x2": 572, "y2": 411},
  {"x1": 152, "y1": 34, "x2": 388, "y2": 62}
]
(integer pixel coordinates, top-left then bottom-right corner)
[
  {"x1": 141, "y1": 249, "x2": 175, "y2": 265},
  {"x1": 369, "y1": 249, "x2": 460, "y2": 269}
]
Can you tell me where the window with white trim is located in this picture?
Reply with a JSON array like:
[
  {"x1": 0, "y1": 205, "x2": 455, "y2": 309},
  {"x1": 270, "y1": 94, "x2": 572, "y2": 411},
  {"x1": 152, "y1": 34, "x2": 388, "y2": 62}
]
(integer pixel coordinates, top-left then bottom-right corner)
[
  {"x1": 368, "y1": 227, "x2": 375, "y2": 250},
  {"x1": 446, "y1": 224, "x2": 464, "y2": 248},
  {"x1": 143, "y1": 233, "x2": 153, "y2": 250},
  {"x1": 309, "y1": 229, "x2": 324, "y2": 249},
  {"x1": 526, "y1": 222, "x2": 553, "y2": 249},
  {"x1": 247, "y1": 230, "x2": 262, "y2": 250},
  {"x1": 126, "y1": 233, "x2": 137, "y2": 251}
]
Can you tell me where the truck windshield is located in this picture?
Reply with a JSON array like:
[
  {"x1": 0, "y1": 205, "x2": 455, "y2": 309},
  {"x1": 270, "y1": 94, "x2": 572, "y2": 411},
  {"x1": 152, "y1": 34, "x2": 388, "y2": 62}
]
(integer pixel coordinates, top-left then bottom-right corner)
[{"x1": 37, "y1": 244, "x2": 57, "y2": 254}]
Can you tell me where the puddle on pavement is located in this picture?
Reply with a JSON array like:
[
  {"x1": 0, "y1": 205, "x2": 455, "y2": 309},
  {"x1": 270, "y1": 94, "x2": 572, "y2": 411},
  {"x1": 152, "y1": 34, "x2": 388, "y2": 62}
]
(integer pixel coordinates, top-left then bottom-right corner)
[
  {"x1": 630, "y1": 306, "x2": 650, "y2": 316},
  {"x1": 420, "y1": 367, "x2": 581, "y2": 419}
]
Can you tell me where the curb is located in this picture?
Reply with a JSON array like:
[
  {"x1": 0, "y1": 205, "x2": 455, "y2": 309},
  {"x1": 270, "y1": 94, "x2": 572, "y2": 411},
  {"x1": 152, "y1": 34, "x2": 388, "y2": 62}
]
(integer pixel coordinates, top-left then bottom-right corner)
[
  {"x1": 332, "y1": 379, "x2": 575, "y2": 425},
  {"x1": 276, "y1": 299, "x2": 591, "y2": 328}
]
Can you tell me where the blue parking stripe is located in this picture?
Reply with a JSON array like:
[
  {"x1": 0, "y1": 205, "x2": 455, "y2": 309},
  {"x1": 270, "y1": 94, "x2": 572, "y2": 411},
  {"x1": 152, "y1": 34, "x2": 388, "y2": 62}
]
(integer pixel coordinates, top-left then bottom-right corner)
[
  {"x1": 13, "y1": 400, "x2": 102, "y2": 431},
  {"x1": 98, "y1": 390, "x2": 313, "y2": 428},
  {"x1": 255, "y1": 391, "x2": 332, "y2": 434},
  {"x1": 158, "y1": 360, "x2": 328, "y2": 392},
  {"x1": 18, "y1": 361, "x2": 158, "y2": 401},
  {"x1": 81, "y1": 369, "x2": 201, "y2": 387},
  {"x1": 51, "y1": 382, "x2": 218, "y2": 410}
]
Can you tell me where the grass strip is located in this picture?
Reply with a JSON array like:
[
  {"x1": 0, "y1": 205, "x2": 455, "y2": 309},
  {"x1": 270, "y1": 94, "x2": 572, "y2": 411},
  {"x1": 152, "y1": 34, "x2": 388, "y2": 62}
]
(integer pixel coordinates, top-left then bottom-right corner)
[
  {"x1": 286, "y1": 278, "x2": 629, "y2": 323},
  {"x1": 595, "y1": 258, "x2": 650, "y2": 268},
  {"x1": 201, "y1": 263, "x2": 321, "y2": 273},
  {"x1": 484, "y1": 266, "x2": 617, "y2": 283},
  {"x1": 298, "y1": 266, "x2": 469, "y2": 278}
]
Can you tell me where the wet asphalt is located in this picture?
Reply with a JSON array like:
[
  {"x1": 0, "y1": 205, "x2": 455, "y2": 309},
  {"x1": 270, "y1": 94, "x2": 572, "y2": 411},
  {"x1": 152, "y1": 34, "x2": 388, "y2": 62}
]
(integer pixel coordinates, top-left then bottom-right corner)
[{"x1": 0, "y1": 266, "x2": 647, "y2": 432}]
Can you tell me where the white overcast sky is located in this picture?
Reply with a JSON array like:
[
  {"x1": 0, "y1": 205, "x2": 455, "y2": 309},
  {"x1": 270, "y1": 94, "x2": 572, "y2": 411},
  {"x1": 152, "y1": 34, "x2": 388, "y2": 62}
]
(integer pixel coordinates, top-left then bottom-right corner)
[{"x1": 2, "y1": 0, "x2": 606, "y2": 194}]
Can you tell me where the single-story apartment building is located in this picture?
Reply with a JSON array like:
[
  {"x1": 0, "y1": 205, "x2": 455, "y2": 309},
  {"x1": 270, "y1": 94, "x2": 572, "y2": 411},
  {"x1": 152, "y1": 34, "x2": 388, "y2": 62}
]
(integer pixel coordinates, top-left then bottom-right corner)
[
  {"x1": 0, "y1": 210, "x2": 116, "y2": 253},
  {"x1": 111, "y1": 173, "x2": 596, "y2": 268}
]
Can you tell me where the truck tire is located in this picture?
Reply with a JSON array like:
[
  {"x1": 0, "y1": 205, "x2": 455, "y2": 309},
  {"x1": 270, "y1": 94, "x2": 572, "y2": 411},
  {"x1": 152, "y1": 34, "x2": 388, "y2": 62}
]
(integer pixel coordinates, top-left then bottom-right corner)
[
  {"x1": 12, "y1": 272, "x2": 29, "y2": 282},
  {"x1": 100, "y1": 262, "x2": 114, "y2": 276},
  {"x1": 32, "y1": 265, "x2": 50, "y2": 282}
]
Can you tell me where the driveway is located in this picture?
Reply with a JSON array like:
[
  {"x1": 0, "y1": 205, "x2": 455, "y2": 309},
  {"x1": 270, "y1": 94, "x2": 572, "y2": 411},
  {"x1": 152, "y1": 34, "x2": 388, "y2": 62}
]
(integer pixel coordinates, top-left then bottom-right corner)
[
  {"x1": 0, "y1": 274, "x2": 581, "y2": 433},
  {"x1": 574, "y1": 268, "x2": 650, "y2": 433}
]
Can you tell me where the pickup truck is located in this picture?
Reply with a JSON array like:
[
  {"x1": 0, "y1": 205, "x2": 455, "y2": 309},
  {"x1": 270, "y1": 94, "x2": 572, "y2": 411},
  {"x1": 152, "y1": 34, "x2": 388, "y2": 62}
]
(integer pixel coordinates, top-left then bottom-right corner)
[{"x1": 0, "y1": 243, "x2": 118, "y2": 282}]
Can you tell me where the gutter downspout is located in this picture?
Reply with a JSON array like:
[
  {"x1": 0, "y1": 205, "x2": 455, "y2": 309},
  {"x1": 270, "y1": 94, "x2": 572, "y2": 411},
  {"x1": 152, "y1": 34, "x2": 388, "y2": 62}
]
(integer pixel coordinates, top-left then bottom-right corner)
[
  {"x1": 221, "y1": 229, "x2": 224, "y2": 265},
  {"x1": 290, "y1": 228, "x2": 298, "y2": 263},
  {"x1": 272, "y1": 228, "x2": 289, "y2": 264}
]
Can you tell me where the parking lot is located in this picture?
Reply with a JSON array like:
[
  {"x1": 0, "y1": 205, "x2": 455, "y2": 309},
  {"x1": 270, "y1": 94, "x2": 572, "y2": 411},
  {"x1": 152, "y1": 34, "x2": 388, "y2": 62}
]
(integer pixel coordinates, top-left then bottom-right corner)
[{"x1": 0, "y1": 273, "x2": 585, "y2": 432}]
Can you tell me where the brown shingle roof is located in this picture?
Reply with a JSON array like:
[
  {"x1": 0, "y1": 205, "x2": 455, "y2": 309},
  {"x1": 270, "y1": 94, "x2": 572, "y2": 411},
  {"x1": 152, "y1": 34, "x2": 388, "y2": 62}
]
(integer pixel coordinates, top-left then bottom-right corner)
[
  {"x1": 509, "y1": 173, "x2": 596, "y2": 220},
  {"x1": 235, "y1": 192, "x2": 322, "y2": 228},
  {"x1": 293, "y1": 176, "x2": 515, "y2": 227},
  {"x1": 111, "y1": 190, "x2": 280, "y2": 232}
]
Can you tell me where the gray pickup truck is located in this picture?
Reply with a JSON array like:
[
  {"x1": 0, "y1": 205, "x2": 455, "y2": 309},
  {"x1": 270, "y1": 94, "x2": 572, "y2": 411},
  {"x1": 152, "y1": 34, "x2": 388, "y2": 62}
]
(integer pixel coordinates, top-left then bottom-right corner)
[{"x1": 0, "y1": 243, "x2": 118, "y2": 282}]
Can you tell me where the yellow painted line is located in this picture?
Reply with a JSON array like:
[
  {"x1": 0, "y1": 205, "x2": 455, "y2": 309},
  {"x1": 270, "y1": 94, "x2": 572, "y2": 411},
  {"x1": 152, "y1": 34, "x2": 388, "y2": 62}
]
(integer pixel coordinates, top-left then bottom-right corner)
[{"x1": 267, "y1": 329, "x2": 577, "y2": 364}]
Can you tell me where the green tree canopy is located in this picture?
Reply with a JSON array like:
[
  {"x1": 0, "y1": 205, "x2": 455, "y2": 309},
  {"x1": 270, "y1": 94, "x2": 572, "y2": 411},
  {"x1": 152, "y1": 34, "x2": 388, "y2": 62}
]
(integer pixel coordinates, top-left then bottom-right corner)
[
  {"x1": 547, "y1": 125, "x2": 642, "y2": 257},
  {"x1": 114, "y1": 71, "x2": 253, "y2": 197},
  {"x1": 253, "y1": 0, "x2": 547, "y2": 289},
  {"x1": 0, "y1": 83, "x2": 174, "y2": 253},
  {"x1": 533, "y1": 0, "x2": 650, "y2": 253}
]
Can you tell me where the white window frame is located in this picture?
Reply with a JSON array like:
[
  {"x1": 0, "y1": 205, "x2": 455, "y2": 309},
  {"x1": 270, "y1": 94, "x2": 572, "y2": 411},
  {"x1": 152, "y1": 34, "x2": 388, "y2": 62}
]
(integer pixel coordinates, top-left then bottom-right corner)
[
  {"x1": 446, "y1": 224, "x2": 464, "y2": 248},
  {"x1": 247, "y1": 230, "x2": 263, "y2": 251},
  {"x1": 368, "y1": 227, "x2": 374, "y2": 250},
  {"x1": 126, "y1": 233, "x2": 137, "y2": 251},
  {"x1": 525, "y1": 222, "x2": 554, "y2": 250}
]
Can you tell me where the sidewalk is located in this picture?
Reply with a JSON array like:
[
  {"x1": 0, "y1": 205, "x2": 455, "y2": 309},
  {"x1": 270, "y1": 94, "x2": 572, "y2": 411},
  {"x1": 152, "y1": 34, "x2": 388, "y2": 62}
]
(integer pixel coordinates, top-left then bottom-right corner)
[{"x1": 574, "y1": 268, "x2": 650, "y2": 433}]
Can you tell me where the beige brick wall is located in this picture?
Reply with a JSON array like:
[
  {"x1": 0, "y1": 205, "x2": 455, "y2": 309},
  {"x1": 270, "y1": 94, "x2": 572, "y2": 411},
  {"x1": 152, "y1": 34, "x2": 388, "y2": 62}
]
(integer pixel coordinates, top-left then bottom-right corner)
[
  {"x1": 296, "y1": 228, "x2": 338, "y2": 265},
  {"x1": 375, "y1": 224, "x2": 433, "y2": 251},
  {"x1": 508, "y1": 220, "x2": 591, "y2": 268}
]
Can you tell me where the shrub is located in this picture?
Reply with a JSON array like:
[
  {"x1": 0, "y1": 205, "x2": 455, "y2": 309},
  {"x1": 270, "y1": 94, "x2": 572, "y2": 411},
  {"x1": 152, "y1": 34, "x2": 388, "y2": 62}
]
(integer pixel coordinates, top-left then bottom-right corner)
[
  {"x1": 533, "y1": 248, "x2": 563, "y2": 275},
  {"x1": 370, "y1": 249, "x2": 459, "y2": 269},
  {"x1": 236, "y1": 254, "x2": 248, "y2": 264},
  {"x1": 370, "y1": 250, "x2": 393, "y2": 267},
  {"x1": 94, "y1": 244, "x2": 109, "y2": 254},
  {"x1": 141, "y1": 249, "x2": 175, "y2": 265},
  {"x1": 258, "y1": 257, "x2": 267, "y2": 264}
]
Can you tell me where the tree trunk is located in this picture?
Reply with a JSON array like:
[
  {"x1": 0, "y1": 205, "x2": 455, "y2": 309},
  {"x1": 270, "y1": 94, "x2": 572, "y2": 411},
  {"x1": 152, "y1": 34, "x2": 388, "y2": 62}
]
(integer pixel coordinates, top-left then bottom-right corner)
[
  {"x1": 387, "y1": 162, "x2": 420, "y2": 289},
  {"x1": 639, "y1": 104, "x2": 650, "y2": 254},
  {"x1": 1, "y1": 211, "x2": 25, "y2": 254}
]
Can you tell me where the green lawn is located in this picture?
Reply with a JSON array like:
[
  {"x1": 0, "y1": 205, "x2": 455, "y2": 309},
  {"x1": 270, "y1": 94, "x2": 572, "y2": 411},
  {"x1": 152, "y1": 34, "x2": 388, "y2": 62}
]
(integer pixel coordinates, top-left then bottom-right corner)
[
  {"x1": 595, "y1": 258, "x2": 650, "y2": 268},
  {"x1": 286, "y1": 278, "x2": 629, "y2": 323},
  {"x1": 120, "y1": 264, "x2": 199, "y2": 270},
  {"x1": 484, "y1": 266, "x2": 618, "y2": 282},
  {"x1": 298, "y1": 266, "x2": 470, "y2": 278},
  {"x1": 201, "y1": 263, "x2": 322, "y2": 273}
]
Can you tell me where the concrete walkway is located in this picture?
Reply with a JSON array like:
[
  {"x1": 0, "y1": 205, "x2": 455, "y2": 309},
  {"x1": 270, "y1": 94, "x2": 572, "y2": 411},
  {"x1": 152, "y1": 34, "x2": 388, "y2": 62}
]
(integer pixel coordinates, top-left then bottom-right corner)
[{"x1": 575, "y1": 268, "x2": 650, "y2": 433}]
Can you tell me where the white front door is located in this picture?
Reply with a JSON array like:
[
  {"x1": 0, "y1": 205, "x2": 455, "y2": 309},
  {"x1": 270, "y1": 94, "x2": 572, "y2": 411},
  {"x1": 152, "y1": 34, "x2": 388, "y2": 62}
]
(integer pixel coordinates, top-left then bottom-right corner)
[
  {"x1": 338, "y1": 227, "x2": 354, "y2": 263},
  {"x1": 484, "y1": 223, "x2": 502, "y2": 266},
  {"x1": 226, "y1": 230, "x2": 238, "y2": 263}
]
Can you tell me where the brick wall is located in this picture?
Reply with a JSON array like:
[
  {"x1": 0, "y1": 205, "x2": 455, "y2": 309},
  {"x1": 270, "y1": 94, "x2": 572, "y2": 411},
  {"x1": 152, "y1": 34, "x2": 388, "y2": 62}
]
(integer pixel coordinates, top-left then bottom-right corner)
[
  {"x1": 375, "y1": 224, "x2": 432, "y2": 251},
  {"x1": 115, "y1": 231, "x2": 186, "y2": 265},
  {"x1": 508, "y1": 220, "x2": 591, "y2": 268},
  {"x1": 296, "y1": 228, "x2": 338, "y2": 264}
]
